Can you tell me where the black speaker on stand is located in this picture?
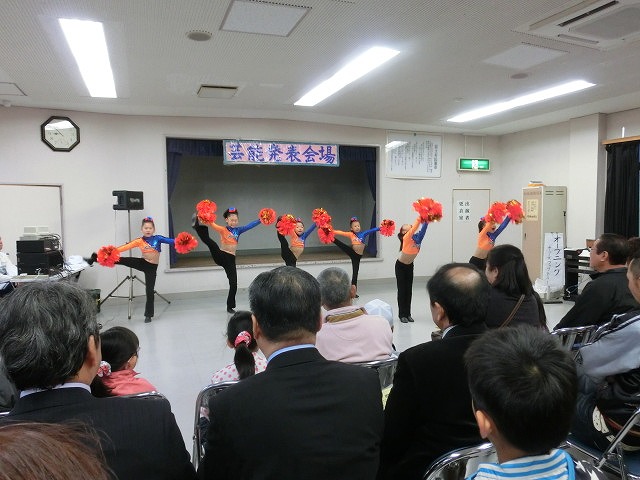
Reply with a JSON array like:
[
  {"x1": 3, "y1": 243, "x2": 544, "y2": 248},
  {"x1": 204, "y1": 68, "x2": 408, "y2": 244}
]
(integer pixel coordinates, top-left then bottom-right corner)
[{"x1": 99, "y1": 191, "x2": 170, "y2": 319}]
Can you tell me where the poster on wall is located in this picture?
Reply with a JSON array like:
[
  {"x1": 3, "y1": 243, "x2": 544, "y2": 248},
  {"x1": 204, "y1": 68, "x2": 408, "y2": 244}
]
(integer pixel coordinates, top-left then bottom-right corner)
[
  {"x1": 385, "y1": 132, "x2": 442, "y2": 178},
  {"x1": 542, "y1": 232, "x2": 565, "y2": 291},
  {"x1": 223, "y1": 140, "x2": 339, "y2": 166}
]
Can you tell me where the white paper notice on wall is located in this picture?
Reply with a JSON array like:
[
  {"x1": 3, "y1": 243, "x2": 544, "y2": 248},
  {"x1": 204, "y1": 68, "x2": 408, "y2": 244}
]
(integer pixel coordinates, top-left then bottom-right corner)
[
  {"x1": 542, "y1": 232, "x2": 565, "y2": 290},
  {"x1": 385, "y1": 132, "x2": 442, "y2": 178}
]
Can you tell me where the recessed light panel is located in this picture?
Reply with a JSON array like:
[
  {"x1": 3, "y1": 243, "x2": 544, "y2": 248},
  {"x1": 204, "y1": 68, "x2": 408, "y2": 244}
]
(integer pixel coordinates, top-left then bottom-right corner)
[{"x1": 222, "y1": 0, "x2": 310, "y2": 37}]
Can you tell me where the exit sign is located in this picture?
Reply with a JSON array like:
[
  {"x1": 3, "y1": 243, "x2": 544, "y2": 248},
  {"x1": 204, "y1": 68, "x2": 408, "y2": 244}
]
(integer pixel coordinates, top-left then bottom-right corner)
[{"x1": 458, "y1": 158, "x2": 490, "y2": 172}]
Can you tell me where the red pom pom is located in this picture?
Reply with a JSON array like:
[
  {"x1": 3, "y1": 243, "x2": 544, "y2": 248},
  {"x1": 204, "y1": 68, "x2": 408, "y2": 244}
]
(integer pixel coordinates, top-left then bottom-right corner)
[
  {"x1": 483, "y1": 202, "x2": 507, "y2": 224},
  {"x1": 97, "y1": 245, "x2": 120, "y2": 267},
  {"x1": 312, "y1": 208, "x2": 332, "y2": 227},
  {"x1": 380, "y1": 219, "x2": 396, "y2": 237},
  {"x1": 318, "y1": 225, "x2": 335, "y2": 244},
  {"x1": 277, "y1": 214, "x2": 297, "y2": 235},
  {"x1": 412, "y1": 198, "x2": 443, "y2": 222},
  {"x1": 506, "y1": 199, "x2": 525, "y2": 224},
  {"x1": 196, "y1": 199, "x2": 217, "y2": 224},
  {"x1": 259, "y1": 208, "x2": 276, "y2": 225},
  {"x1": 174, "y1": 232, "x2": 198, "y2": 254}
]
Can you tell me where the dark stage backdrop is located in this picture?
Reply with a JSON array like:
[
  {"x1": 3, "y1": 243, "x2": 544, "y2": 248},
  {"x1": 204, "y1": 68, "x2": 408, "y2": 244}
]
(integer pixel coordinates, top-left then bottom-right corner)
[{"x1": 167, "y1": 140, "x2": 377, "y2": 266}]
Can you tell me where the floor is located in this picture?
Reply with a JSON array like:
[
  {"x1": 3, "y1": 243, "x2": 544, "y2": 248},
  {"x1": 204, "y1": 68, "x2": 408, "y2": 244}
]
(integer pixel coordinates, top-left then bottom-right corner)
[{"x1": 97, "y1": 277, "x2": 573, "y2": 454}]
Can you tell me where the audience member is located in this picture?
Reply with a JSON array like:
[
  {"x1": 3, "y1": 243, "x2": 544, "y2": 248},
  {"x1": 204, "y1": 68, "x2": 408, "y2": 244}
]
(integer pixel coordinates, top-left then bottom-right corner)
[
  {"x1": 0, "y1": 235, "x2": 17, "y2": 296},
  {"x1": 379, "y1": 263, "x2": 489, "y2": 480},
  {"x1": 91, "y1": 326, "x2": 157, "y2": 397},
  {"x1": 484, "y1": 245, "x2": 546, "y2": 329},
  {"x1": 0, "y1": 364, "x2": 18, "y2": 412},
  {"x1": 211, "y1": 310, "x2": 267, "y2": 383},
  {"x1": 364, "y1": 298, "x2": 395, "y2": 331},
  {"x1": 556, "y1": 233, "x2": 639, "y2": 329},
  {"x1": 199, "y1": 266, "x2": 383, "y2": 480},
  {"x1": 0, "y1": 422, "x2": 112, "y2": 480},
  {"x1": 316, "y1": 267, "x2": 393, "y2": 362},
  {"x1": 0, "y1": 281, "x2": 196, "y2": 480},
  {"x1": 465, "y1": 327, "x2": 605, "y2": 480},
  {"x1": 571, "y1": 251, "x2": 640, "y2": 451}
]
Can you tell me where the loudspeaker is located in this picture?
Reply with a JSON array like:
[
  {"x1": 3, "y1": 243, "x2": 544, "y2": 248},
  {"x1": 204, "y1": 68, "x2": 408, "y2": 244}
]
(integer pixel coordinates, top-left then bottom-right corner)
[{"x1": 112, "y1": 191, "x2": 144, "y2": 210}]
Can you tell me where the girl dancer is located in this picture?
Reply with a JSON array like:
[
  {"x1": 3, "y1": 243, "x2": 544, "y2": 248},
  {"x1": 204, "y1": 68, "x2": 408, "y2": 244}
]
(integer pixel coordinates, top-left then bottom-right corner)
[
  {"x1": 396, "y1": 198, "x2": 442, "y2": 323},
  {"x1": 193, "y1": 201, "x2": 275, "y2": 313},
  {"x1": 91, "y1": 217, "x2": 196, "y2": 323},
  {"x1": 276, "y1": 215, "x2": 317, "y2": 267},
  {"x1": 332, "y1": 216, "x2": 386, "y2": 292}
]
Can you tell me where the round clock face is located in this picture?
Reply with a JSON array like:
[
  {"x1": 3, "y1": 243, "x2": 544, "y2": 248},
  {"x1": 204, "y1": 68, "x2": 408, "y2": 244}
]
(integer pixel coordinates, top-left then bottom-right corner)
[{"x1": 41, "y1": 116, "x2": 80, "y2": 151}]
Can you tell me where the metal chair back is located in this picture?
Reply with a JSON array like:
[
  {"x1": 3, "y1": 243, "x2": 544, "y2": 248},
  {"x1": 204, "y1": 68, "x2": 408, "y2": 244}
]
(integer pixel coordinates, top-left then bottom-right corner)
[
  {"x1": 350, "y1": 352, "x2": 399, "y2": 389},
  {"x1": 192, "y1": 381, "x2": 238, "y2": 469},
  {"x1": 422, "y1": 442, "x2": 496, "y2": 480}
]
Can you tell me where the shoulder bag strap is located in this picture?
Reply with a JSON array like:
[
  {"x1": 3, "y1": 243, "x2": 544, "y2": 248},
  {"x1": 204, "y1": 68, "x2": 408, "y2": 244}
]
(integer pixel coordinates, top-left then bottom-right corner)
[{"x1": 500, "y1": 294, "x2": 525, "y2": 328}]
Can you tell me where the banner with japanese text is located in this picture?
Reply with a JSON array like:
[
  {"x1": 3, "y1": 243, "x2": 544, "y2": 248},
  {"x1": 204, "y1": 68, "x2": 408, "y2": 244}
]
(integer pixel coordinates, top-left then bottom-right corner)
[{"x1": 223, "y1": 140, "x2": 339, "y2": 166}]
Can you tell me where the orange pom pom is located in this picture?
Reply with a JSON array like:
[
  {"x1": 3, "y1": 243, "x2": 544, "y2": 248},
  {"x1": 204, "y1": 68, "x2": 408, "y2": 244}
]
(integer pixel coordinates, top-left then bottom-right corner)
[
  {"x1": 258, "y1": 208, "x2": 276, "y2": 225},
  {"x1": 196, "y1": 199, "x2": 217, "y2": 224},
  {"x1": 412, "y1": 198, "x2": 443, "y2": 222},
  {"x1": 312, "y1": 208, "x2": 332, "y2": 227},
  {"x1": 380, "y1": 219, "x2": 396, "y2": 236},
  {"x1": 97, "y1": 245, "x2": 120, "y2": 267},
  {"x1": 318, "y1": 225, "x2": 335, "y2": 244},
  {"x1": 483, "y1": 202, "x2": 507, "y2": 224},
  {"x1": 174, "y1": 232, "x2": 198, "y2": 254},
  {"x1": 277, "y1": 214, "x2": 297, "y2": 235},
  {"x1": 506, "y1": 199, "x2": 525, "y2": 224}
]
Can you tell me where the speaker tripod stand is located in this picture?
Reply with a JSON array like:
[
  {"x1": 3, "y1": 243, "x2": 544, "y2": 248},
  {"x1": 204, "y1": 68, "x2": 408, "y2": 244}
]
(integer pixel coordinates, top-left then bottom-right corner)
[{"x1": 99, "y1": 209, "x2": 170, "y2": 320}]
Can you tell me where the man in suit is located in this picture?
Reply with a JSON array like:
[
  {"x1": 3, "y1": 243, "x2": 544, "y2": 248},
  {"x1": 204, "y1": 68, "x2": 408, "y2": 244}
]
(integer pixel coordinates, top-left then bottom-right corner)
[
  {"x1": 379, "y1": 263, "x2": 489, "y2": 480},
  {"x1": 199, "y1": 266, "x2": 384, "y2": 480},
  {"x1": 0, "y1": 281, "x2": 196, "y2": 480}
]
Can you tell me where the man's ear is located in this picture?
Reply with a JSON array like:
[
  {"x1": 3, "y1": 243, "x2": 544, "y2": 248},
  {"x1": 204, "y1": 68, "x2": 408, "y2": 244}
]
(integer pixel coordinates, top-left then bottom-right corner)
[
  {"x1": 431, "y1": 302, "x2": 449, "y2": 329},
  {"x1": 474, "y1": 409, "x2": 494, "y2": 440},
  {"x1": 86, "y1": 334, "x2": 101, "y2": 371},
  {"x1": 252, "y1": 314, "x2": 262, "y2": 340},
  {"x1": 349, "y1": 284, "x2": 357, "y2": 300}
]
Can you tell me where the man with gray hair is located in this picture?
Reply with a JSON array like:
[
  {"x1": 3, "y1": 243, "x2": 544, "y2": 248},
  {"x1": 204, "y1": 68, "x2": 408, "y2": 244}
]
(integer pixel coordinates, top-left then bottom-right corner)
[
  {"x1": 0, "y1": 281, "x2": 196, "y2": 480},
  {"x1": 316, "y1": 267, "x2": 393, "y2": 362}
]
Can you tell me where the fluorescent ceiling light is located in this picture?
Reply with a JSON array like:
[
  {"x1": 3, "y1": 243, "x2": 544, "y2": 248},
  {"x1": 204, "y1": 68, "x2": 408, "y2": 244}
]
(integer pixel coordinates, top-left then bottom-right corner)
[
  {"x1": 59, "y1": 18, "x2": 116, "y2": 98},
  {"x1": 447, "y1": 80, "x2": 595, "y2": 123},
  {"x1": 295, "y1": 46, "x2": 399, "y2": 107}
]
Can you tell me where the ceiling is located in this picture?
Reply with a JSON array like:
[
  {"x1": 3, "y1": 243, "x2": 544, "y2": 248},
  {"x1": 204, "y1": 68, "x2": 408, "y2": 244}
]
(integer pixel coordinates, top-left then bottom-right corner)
[{"x1": 1, "y1": 0, "x2": 640, "y2": 136}]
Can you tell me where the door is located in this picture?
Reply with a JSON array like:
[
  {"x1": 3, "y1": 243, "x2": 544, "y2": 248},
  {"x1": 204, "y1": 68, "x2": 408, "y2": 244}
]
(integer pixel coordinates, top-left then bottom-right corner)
[{"x1": 452, "y1": 189, "x2": 491, "y2": 263}]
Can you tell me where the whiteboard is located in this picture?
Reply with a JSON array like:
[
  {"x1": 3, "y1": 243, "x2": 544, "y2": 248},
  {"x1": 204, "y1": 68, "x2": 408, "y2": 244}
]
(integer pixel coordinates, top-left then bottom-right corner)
[{"x1": 0, "y1": 184, "x2": 63, "y2": 257}]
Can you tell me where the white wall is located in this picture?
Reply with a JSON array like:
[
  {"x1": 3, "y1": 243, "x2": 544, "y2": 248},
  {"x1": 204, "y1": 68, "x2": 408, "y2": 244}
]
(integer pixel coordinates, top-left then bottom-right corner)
[{"x1": 3, "y1": 105, "x2": 640, "y2": 295}]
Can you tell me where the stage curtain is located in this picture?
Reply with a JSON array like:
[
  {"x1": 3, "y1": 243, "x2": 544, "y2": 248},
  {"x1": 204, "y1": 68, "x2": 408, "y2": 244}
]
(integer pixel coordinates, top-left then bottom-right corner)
[
  {"x1": 604, "y1": 140, "x2": 640, "y2": 237},
  {"x1": 339, "y1": 146, "x2": 378, "y2": 255},
  {"x1": 166, "y1": 139, "x2": 223, "y2": 265}
]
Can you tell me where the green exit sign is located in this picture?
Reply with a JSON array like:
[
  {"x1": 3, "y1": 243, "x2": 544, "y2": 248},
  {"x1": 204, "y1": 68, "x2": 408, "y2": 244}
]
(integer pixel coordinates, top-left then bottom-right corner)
[{"x1": 458, "y1": 157, "x2": 490, "y2": 172}]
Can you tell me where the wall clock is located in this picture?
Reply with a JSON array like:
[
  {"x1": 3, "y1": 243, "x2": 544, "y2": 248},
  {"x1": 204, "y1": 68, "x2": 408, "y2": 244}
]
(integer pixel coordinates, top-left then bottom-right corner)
[{"x1": 41, "y1": 116, "x2": 80, "y2": 152}]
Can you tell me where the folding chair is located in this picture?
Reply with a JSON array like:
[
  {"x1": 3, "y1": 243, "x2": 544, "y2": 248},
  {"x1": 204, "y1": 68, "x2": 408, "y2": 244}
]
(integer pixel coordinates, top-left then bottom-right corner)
[
  {"x1": 565, "y1": 405, "x2": 640, "y2": 480},
  {"x1": 550, "y1": 324, "x2": 599, "y2": 356},
  {"x1": 118, "y1": 391, "x2": 166, "y2": 400},
  {"x1": 350, "y1": 352, "x2": 399, "y2": 389},
  {"x1": 192, "y1": 381, "x2": 238, "y2": 469},
  {"x1": 422, "y1": 442, "x2": 496, "y2": 480}
]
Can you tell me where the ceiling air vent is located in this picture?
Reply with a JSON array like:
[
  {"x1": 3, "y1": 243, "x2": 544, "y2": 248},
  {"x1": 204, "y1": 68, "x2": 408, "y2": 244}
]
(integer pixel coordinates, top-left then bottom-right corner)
[
  {"x1": 197, "y1": 85, "x2": 238, "y2": 99},
  {"x1": 514, "y1": 0, "x2": 640, "y2": 50}
]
